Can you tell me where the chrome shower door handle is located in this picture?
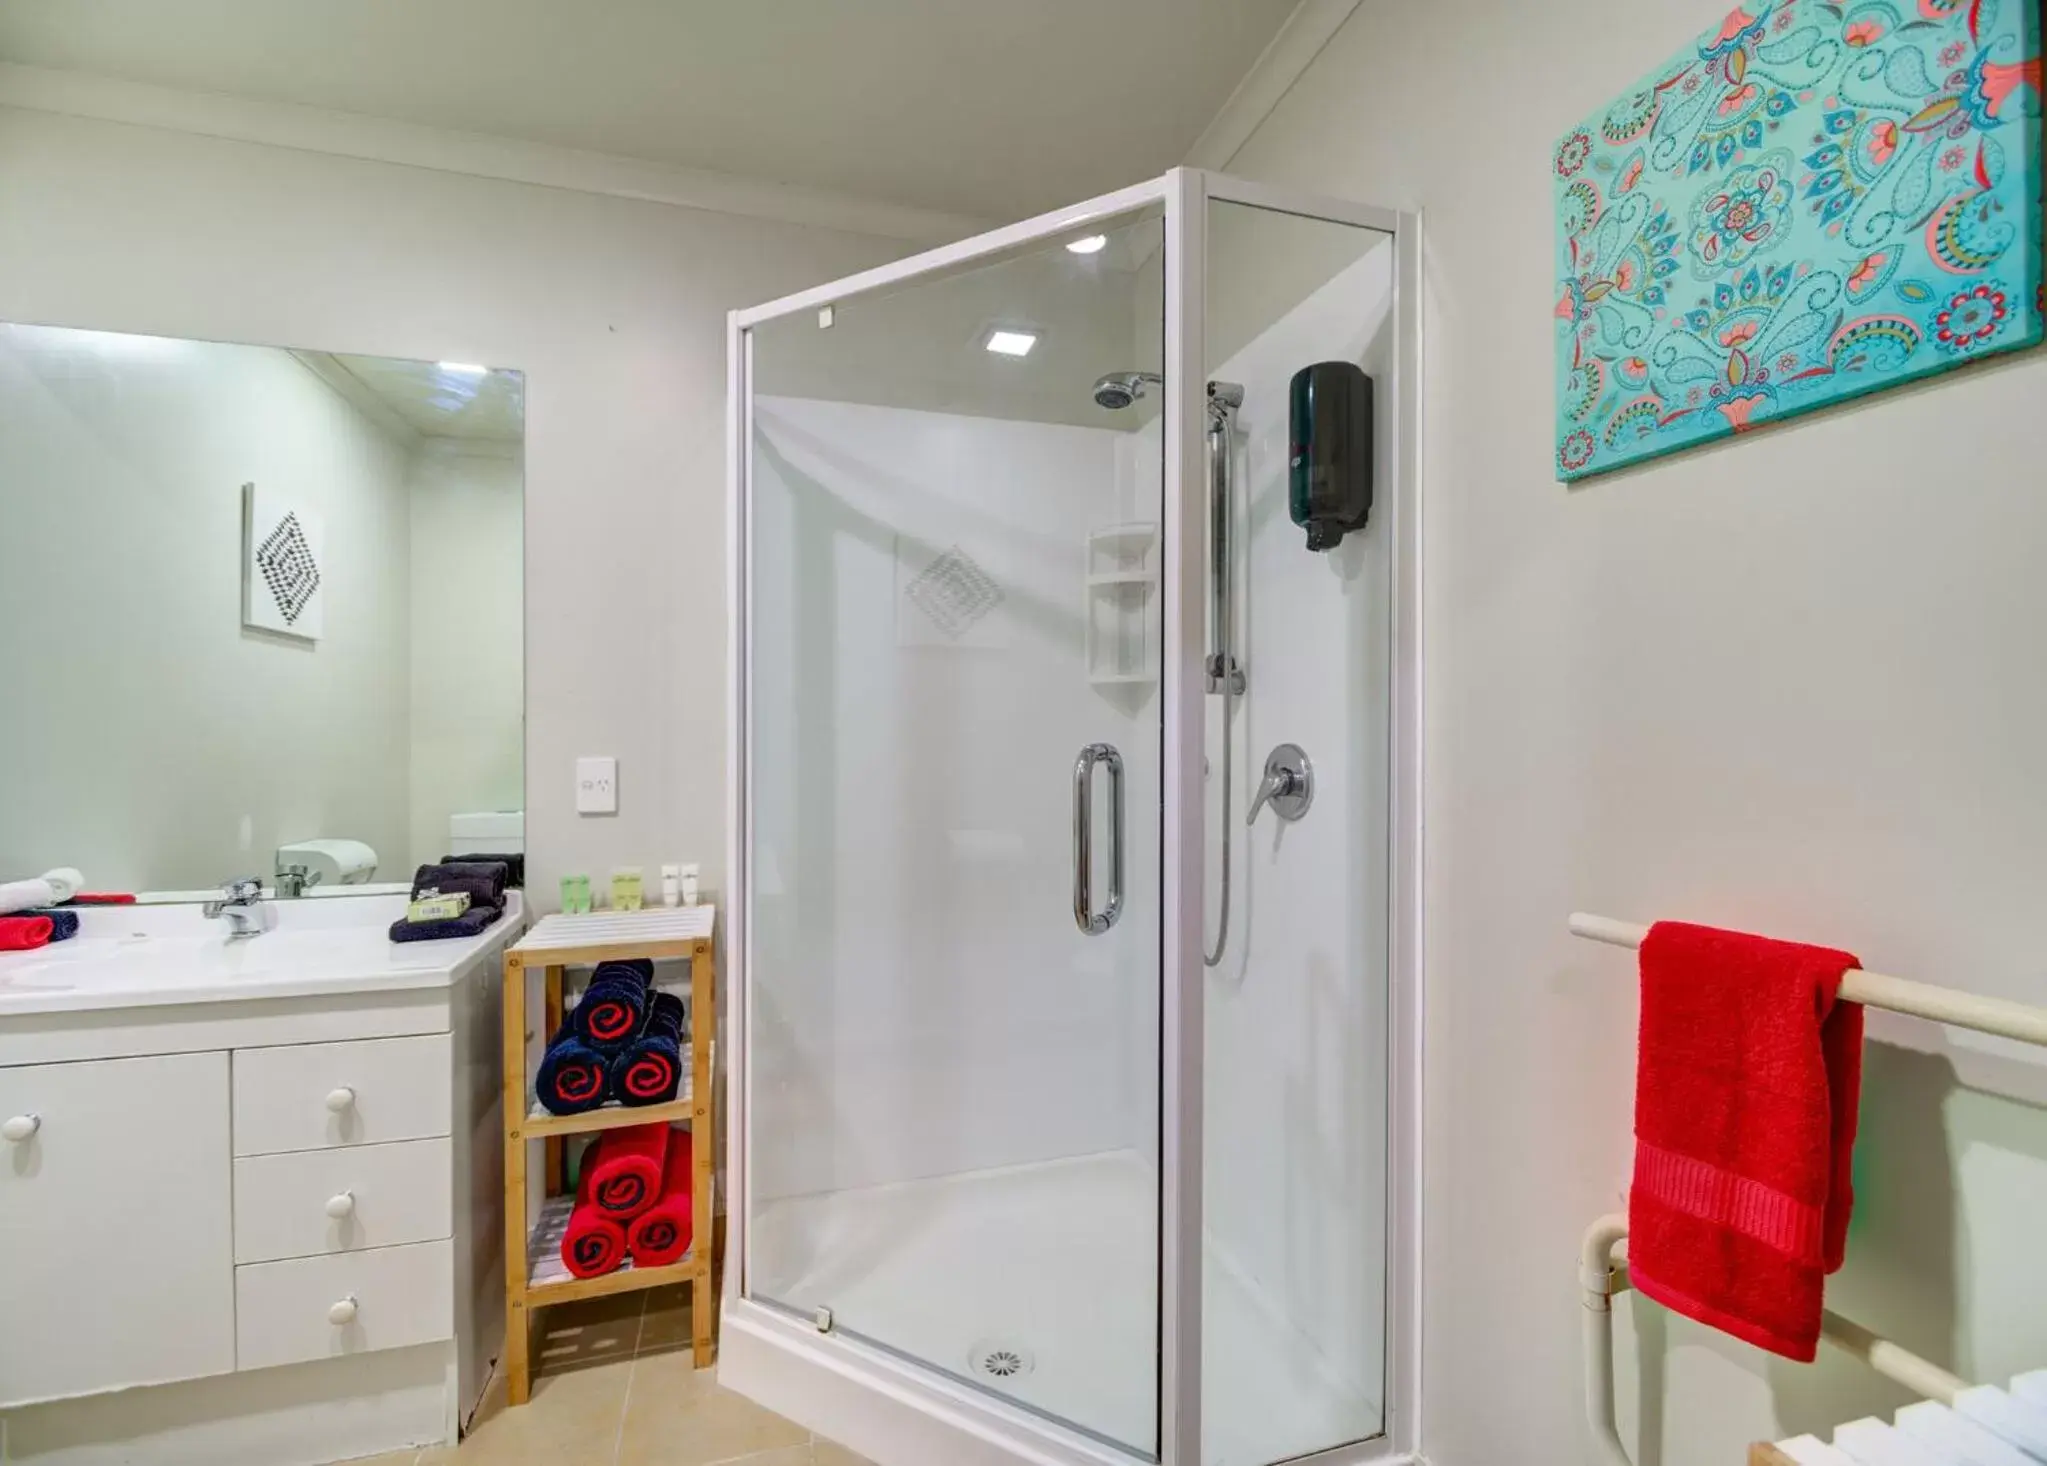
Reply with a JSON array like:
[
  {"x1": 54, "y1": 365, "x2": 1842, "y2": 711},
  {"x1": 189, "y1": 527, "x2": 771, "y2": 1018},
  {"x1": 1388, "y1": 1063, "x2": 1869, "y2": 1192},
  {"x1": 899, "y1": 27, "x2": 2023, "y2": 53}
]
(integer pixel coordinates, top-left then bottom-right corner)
[{"x1": 1071, "y1": 742, "x2": 1125, "y2": 935}]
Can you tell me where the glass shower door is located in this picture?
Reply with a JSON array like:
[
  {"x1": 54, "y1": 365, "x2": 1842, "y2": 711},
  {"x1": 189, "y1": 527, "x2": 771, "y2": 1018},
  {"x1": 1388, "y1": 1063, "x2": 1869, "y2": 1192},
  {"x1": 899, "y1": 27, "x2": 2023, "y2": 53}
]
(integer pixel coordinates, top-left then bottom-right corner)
[{"x1": 743, "y1": 205, "x2": 1167, "y2": 1457}]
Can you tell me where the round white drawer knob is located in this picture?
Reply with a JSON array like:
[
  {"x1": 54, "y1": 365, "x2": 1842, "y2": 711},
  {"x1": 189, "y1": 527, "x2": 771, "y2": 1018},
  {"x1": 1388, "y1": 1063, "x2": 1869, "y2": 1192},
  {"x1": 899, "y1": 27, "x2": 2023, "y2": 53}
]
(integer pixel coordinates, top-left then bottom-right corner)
[
  {"x1": 328, "y1": 1296, "x2": 358, "y2": 1326},
  {"x1": 324, "y1": 1087, "x2": 356, "y2": 1114},
  {"x1": 2, "y1": 1114, "x2": 39, "y2": 1143},
  {"x1": 325, "y1": 1191, "x2": 356, "y2": 1220}
]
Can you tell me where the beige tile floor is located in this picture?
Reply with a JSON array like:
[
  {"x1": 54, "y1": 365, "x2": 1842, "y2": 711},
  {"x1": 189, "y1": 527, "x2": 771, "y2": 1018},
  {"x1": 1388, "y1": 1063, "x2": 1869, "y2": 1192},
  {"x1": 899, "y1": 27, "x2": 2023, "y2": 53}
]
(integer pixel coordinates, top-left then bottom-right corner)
[{"x1": 349, "y1": 1286, "x2": 868, "y2": 1466}]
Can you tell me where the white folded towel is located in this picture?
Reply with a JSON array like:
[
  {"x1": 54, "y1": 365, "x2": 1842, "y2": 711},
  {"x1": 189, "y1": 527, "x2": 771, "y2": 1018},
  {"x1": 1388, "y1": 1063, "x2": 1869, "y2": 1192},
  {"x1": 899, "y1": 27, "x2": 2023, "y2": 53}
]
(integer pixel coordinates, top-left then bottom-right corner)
[
  {"x1": 0, "y1": 878, "x2": 57, "y2": 915},
  {"x1": 1955, "y1": 1387, "x2": 2047, "y2": 1458},
  {"x1": 1833, "y1": 1417, "x2": 1949, "y2": 1466},
  {"x1": 40, "y1": 867, "x2": 82, "y2": 903},
  {"x1": 1896, "y1": 1401, "x2": 2035, "y2": 1466}
]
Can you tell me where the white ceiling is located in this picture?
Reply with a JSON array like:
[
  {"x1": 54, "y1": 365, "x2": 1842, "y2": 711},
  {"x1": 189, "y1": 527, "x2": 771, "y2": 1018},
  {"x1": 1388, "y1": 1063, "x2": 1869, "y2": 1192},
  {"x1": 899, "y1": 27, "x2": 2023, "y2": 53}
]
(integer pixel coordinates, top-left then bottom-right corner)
[
  {"x1": 298, "y1": 351, "x2": 526, "y2": 444},
  {"x1": 0, "y1": 0, "x2": 1301, "y2": 221}
]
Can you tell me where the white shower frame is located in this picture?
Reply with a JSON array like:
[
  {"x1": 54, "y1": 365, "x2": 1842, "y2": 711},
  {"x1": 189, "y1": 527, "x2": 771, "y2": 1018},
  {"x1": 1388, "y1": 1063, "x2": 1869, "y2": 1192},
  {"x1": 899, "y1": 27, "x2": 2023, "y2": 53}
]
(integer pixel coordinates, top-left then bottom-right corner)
[{"x1": 722, "y1": 167, "x2": 1424, "y2": 1466}]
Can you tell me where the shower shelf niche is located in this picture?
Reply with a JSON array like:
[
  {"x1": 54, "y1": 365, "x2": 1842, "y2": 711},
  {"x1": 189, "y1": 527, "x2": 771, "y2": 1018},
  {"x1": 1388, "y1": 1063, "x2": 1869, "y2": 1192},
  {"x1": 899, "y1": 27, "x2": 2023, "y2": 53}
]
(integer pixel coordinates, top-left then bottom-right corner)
[{"x1": 1085, "y1": 522, "x2": 1159, "y2": 688}]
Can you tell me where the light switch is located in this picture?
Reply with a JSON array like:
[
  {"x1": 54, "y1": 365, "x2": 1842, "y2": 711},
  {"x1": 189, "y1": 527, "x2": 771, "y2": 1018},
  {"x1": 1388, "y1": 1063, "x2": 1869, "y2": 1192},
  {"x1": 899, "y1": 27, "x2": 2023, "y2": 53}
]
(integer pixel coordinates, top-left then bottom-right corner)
[{"x1": 576, "y1": 756, "x2": 617, "y2": 815}]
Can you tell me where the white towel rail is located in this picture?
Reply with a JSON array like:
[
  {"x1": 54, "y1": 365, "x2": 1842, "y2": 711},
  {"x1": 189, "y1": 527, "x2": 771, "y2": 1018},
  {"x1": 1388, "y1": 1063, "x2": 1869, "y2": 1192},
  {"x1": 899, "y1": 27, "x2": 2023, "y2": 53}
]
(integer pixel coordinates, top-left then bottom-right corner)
[
  {"x1": 1574, "y1": 909, "x2": 2047, "y2": 1464},
  {"x1": 1568, "y1": 913, "x2": 2047, "y2": 1048},
  {"x1": 1581, "y1": 1218, "x2": 1971, "y2": 1466}
]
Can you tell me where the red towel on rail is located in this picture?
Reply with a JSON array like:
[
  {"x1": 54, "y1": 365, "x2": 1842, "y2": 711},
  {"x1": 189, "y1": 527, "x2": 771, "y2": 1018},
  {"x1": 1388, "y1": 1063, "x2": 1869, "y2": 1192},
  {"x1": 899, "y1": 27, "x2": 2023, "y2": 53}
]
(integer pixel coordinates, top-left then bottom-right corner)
[
  {"x1": 626, "y1": 1127, "x2": 694, "y2": 1268},
  {"x1": 561, "y1": 1165, "x2": 628, "y2": 1279},
  {"x1": 1628, "y1": 920, "x2": 1865, "y2": 1361},
  {"x1": 583, "y1": 1123, "x2": 670, "y2": 1221}
]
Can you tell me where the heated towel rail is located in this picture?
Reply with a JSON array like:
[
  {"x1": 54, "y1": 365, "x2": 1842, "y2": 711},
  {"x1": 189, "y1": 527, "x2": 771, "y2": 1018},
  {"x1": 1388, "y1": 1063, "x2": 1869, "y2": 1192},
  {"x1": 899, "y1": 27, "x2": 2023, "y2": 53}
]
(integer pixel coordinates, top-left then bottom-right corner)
[
  {"x1": 1568, "y1": 913, "x2": 2047, "y2": 1046},
  {"x1": 1569, "y1": 912, "x2": 2047, "y2": 1465}
]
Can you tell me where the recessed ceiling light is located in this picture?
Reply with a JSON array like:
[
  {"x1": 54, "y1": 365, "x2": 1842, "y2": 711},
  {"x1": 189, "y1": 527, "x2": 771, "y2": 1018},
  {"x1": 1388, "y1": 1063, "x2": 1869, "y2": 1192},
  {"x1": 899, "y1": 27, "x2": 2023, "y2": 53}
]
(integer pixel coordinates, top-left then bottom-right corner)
[
  {"x1": 984, "y1": 329, "x2": 1038, "y2": 358},
  {"x1": 1066, "y1": 235, "x2": 1108, "y2": 255},
  {"x1": 437, "y1": 361, "x2": 489, "y2": 377}
]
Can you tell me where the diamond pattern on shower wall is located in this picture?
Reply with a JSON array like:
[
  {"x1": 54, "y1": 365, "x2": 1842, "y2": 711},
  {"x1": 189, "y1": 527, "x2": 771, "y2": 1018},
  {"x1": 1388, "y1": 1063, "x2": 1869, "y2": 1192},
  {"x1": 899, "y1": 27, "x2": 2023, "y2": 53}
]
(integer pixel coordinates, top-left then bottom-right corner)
[{"x1": 903, "y1": 544, "x2": 1004, "y2": 641}]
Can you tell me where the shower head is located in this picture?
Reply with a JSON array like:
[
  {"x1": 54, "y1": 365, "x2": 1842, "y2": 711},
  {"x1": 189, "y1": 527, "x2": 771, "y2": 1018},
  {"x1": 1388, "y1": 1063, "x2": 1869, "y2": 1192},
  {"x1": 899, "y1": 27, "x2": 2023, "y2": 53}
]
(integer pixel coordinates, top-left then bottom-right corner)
[{"x1": 1092, "y1": 371, "x2": 1162, "y2": 410}]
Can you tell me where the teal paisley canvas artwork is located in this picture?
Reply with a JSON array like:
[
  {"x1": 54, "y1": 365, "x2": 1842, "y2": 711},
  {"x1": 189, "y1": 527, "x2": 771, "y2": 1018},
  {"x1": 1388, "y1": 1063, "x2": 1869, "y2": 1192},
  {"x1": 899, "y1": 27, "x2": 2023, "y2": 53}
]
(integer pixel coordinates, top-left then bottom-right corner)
[{"x1": 1554, "y1": 0, "x2": 2043, "y2": 480}]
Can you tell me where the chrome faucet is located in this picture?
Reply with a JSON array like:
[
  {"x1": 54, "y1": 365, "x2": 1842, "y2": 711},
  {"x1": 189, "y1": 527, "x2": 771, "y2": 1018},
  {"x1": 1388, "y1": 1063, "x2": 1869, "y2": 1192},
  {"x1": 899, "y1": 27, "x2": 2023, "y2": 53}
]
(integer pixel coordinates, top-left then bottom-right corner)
[
  {"x1": 274, "y1": 862, "x2": 320, "y2": 898},
  {"x1": 203, "y1": 876, "x2": 268, "y2": 938}
]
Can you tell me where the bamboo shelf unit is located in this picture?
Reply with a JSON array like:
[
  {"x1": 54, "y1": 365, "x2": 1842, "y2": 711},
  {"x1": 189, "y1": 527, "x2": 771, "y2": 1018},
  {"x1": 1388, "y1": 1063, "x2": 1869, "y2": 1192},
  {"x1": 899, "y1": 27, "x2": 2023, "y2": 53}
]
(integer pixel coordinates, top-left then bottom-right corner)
[{"x1": 501, "y1": 906, "x2": 717, "y2": 1405}]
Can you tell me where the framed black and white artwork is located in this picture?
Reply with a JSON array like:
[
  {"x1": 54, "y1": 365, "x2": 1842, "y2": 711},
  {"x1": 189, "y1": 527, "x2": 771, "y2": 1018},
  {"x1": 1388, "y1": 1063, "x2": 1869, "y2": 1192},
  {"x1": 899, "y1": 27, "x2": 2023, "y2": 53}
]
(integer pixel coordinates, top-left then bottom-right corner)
[{"x1": 242, "y1": 481, "x2": 325, "y2": 641}]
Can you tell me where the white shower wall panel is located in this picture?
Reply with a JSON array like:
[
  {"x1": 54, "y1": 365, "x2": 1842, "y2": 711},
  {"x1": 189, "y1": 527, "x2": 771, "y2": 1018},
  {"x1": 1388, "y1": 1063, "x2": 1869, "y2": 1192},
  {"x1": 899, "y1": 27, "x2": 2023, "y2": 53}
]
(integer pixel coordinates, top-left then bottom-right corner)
[
  {"x1": 750, "y1": 395, "x2": 1156, "y2": 1204},
  {"x1": 1202, "y1": 236, "x2": 1396, "y2": 1417}
]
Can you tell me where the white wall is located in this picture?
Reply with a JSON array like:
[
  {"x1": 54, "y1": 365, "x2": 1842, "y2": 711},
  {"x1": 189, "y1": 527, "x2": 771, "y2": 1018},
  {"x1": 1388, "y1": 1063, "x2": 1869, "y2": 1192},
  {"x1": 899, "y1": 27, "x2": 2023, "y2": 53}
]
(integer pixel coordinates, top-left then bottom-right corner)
[
  {"x1": 746, "y1": 394, "x2": 1154, "y2": 1204},
  {"x1": 0, "y1": 323, "x2": 412, "y2": 891},
  {"x1": 0, "y1": 105, "x2": 906, "y2": 904},
  {"x1": 407, "y1": 439, "x2": 525, "y2": 872},
  {"x1": 1226, "y1": 5, "x2": 2047, "y2": 1464}
]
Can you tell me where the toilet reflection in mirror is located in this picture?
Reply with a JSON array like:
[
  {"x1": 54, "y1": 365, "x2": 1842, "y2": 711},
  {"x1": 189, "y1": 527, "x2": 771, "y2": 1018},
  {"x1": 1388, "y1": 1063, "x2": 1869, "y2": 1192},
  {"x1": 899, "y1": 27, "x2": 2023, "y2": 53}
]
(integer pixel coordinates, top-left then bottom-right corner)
[{"x1": 0, "y1": 323, "x2": 525, "y2": 900}]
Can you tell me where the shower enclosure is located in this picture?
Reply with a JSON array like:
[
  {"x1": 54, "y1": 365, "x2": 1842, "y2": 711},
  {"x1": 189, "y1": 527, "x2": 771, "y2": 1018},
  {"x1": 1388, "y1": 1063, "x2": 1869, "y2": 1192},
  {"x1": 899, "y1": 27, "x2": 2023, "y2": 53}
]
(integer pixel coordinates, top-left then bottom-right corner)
[{"x1": 723, "y1": 170, "x2": 1420, "y2": 1466}]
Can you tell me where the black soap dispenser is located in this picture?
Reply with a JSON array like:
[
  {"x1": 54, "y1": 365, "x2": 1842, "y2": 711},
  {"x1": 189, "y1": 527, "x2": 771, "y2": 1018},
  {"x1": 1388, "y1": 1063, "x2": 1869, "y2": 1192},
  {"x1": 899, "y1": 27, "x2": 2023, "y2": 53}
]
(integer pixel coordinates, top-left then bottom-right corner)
[{"x1": 1288, "y1": 361, "x2": 1374, "y2": 551}]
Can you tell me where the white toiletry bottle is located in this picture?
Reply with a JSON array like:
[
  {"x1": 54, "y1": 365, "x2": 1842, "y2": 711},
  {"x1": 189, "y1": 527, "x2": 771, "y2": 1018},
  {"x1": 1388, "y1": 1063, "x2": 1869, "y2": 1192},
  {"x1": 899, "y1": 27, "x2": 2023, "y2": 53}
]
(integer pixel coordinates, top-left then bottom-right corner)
[
  {"x1": 681, "y1": 863, "x2": 700, "y2": 907},
  {"x1": 661, "y1": 864, "x2": 681, "y2": 908}
]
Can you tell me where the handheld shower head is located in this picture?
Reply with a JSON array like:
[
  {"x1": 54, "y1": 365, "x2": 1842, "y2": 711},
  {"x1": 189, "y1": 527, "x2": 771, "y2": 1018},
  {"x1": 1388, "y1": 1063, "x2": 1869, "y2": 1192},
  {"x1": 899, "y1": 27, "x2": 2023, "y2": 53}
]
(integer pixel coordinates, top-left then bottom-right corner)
[{"x1": 1092, "y1": 371, "x2": 1162, "y2": 410}]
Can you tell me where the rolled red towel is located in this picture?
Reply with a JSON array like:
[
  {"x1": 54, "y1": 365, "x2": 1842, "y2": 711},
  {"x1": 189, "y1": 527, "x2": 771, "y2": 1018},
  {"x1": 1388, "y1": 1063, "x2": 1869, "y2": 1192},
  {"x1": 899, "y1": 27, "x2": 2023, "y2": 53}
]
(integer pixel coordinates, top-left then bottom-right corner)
[
  {"x1": 584, "y1": 1123, "x2": 670, "y2": 1221},
  {"x1": 1629, "y1": 920, "x2": 1864, "y2": 1361},
  {"x1": 626, "y1": 1127, "x2": 694, "y2": 1268},
  {"x1": 560, "y1": 1189, "x2": 626, "y2": 1279},
  {"x1": 0, "y1": 915, "x2": 54, "y2": 952}
]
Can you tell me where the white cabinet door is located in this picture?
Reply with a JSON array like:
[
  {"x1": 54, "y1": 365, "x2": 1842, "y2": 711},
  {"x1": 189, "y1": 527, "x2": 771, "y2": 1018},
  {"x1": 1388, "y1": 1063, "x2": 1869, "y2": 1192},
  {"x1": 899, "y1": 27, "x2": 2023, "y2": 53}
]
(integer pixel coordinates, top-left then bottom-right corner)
[{"x1": 0, "y1": 1051, "x2": 236, "y2": 1405}]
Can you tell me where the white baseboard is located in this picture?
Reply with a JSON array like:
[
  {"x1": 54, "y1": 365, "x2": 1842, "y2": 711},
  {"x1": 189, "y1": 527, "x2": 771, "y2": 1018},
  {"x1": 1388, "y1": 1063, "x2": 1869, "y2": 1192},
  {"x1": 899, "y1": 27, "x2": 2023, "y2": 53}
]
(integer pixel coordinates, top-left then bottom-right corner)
[{"x1": 0, "y1": 1344, "x2": 452, "y2": 1466}]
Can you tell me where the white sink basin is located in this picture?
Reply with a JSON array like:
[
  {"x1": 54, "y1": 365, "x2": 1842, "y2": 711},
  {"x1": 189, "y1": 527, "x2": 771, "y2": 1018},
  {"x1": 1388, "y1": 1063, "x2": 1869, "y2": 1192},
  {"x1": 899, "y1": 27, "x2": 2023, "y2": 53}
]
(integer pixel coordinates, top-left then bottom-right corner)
[{"x1": 0, "y1": 891, "x2": 522, "y2": 1015}]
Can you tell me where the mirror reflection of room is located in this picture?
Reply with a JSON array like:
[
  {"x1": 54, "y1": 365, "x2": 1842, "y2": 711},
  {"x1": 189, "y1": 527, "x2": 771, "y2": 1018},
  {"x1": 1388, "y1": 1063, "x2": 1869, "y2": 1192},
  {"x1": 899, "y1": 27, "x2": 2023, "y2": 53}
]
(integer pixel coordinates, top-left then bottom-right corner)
[{"x1": 0, "y1": 323, "x2": 524, "y2": 900}]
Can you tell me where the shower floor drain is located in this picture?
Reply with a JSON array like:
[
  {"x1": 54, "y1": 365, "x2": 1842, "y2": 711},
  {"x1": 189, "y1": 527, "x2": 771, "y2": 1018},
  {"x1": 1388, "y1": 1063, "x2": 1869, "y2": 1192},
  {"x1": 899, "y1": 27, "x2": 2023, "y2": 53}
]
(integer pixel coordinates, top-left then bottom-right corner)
[{"x1": 967, "y1": 1338, "x2": 1035, "y2": 1382}]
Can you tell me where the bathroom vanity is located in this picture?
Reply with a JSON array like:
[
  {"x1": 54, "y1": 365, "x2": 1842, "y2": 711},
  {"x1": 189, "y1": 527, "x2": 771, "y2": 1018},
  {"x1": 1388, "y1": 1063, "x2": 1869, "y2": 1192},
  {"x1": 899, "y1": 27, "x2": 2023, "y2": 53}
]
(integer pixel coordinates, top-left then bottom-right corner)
[{"x1": 0, "y1": 892, "x2": 522, "y2": 1465}]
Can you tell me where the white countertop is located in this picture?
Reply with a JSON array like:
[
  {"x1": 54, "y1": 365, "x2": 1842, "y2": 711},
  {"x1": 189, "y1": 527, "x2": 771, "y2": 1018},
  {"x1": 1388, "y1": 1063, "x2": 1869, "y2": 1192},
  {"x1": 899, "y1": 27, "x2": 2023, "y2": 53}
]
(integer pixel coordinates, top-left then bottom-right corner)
[{"x1": 0, "y1": 890, "x2": 523, "y2": 1017}]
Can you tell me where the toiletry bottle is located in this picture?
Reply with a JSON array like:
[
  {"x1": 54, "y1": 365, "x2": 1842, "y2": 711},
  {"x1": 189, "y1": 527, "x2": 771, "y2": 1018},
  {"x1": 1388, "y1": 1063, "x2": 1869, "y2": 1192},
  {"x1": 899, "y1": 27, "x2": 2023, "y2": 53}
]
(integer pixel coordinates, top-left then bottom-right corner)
[
  {"x1": 681, "y1": 863, "x2": 700, "y2": 908},
  {"x1": 661, "y1": 864, "x2": 681, "y2": 908}
]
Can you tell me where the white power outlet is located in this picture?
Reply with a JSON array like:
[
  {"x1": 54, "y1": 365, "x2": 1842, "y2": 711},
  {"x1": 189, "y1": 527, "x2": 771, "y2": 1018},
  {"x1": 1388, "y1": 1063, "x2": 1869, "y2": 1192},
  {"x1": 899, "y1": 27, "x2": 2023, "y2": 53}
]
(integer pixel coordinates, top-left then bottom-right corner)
[{"x1": 576, "y1": 756, "x2": 618, "y2": 815}]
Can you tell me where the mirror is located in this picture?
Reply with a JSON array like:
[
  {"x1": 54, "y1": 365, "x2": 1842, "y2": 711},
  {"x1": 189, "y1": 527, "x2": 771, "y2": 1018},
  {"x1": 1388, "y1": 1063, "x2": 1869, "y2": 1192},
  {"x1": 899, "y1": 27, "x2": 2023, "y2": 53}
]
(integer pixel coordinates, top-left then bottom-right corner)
[{"x1": 0, "y1": 322, "x2": 524, "y2": 901}]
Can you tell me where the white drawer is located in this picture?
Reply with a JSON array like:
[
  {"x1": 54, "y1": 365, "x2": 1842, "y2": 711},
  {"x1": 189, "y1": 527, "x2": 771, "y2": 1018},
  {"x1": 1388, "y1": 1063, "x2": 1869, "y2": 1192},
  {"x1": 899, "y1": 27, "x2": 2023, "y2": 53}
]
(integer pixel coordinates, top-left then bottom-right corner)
[
  {"x1": 234, "y1": 1137, "x2": 453, "y2": 1264},
  {"x1": 235, "y1": 1239, "x2": 453, "y2": 1371},
  {"x1": 233, "y1": 1034, "x2": 450, "y2": 1156}
]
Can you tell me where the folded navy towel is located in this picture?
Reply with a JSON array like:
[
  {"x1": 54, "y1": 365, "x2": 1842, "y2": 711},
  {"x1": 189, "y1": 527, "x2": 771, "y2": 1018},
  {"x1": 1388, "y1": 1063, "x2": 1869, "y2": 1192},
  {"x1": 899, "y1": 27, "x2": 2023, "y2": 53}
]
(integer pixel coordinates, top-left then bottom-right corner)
[
  {"x1": 616, "y1": 991, "x2": 686, "y2": 1105},
  {"x1": 440, "y1": 852, "x2": 525, "y2": 888},
  {"x1": 408, "y1": 860, "x2": 509, "y2": 910},
  {"x1": 27, "y1": 908, "x2": 80, "y2": 942},
  {"x1": 572, "y1": 963, "x2": 653, "y2": 1049},
  {"x1": 389, "y1": 902, "x2": 503, "y2": 943},
  {"x1": 536, "y1": 1031, "x2": 612, "y2": 1115}
]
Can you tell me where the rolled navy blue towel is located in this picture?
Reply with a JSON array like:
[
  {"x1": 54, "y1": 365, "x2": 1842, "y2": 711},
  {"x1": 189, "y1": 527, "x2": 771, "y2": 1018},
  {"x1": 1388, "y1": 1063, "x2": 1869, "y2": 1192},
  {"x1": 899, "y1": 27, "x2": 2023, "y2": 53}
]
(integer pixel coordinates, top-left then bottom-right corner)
[
  {"x1": 439, "y1": 852, "x2": 524, "y2": 888},
  {"x1": 536, "y1": 1031, "x2": 612, "y2": 1115},
  {"x1": 615, "y1": 991, "x2": 686, "y2": 1105},
  {"x1": 408, "y1": 861, "x2": 509, "y2": 911},
  {"x1": 389, "y1": 902, "x2": 503, "y2": 943},
  {"x1": 26, "y1": 908, "x2": 80, "y2": 942},
  {"x1": 572, "y1": 963, "x2": 653, "y2": 1049}
]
